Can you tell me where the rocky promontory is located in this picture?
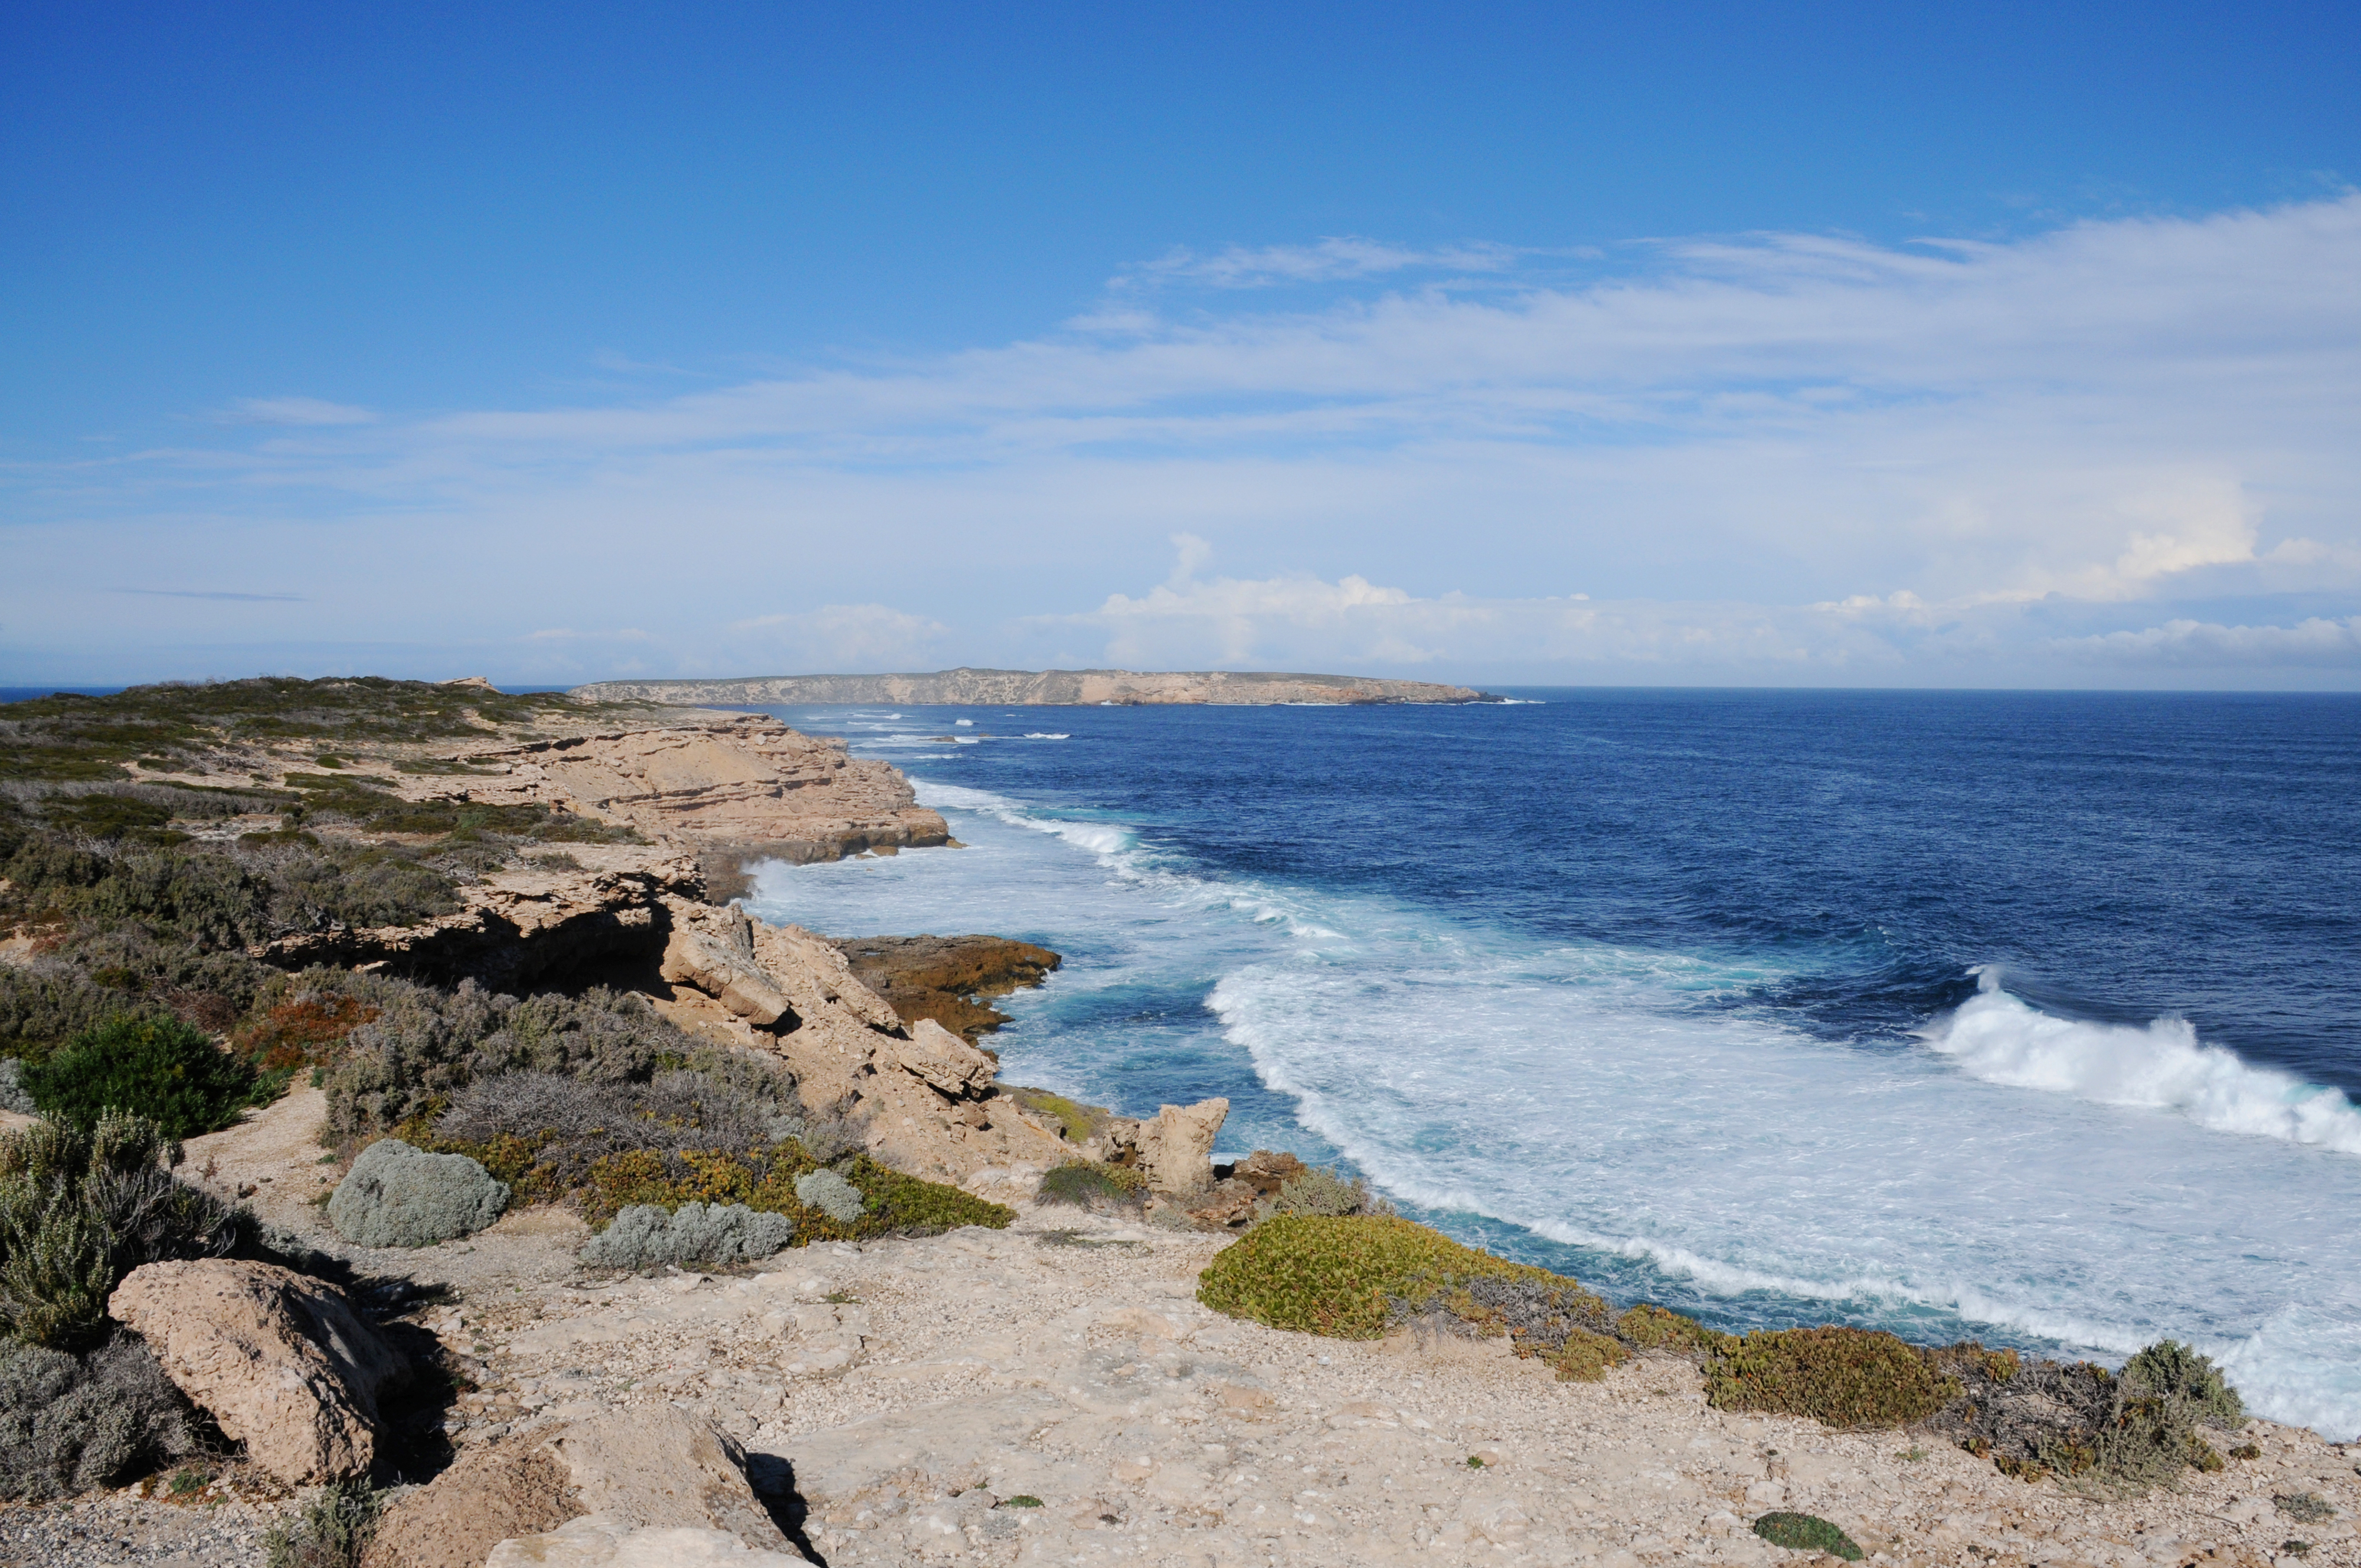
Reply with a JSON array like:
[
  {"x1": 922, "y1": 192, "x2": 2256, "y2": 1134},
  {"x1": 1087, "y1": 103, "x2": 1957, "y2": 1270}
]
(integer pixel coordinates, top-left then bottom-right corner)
[{"x1": 570, "y1": 667, "x2": 1498, "y2": 706}]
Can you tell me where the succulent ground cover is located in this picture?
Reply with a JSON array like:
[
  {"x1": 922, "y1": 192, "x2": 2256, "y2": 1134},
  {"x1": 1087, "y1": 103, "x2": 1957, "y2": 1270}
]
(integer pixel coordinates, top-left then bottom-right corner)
[{"x1": 1198, "y1": 1213, "x2": 2247, "y2": 1495}]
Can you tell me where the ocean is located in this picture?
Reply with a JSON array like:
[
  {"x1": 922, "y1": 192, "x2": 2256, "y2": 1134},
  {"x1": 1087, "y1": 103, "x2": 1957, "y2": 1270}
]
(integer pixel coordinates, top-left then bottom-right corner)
[{"x1": 738, "y1": 689, "x2": 2361, "y2": 1436}]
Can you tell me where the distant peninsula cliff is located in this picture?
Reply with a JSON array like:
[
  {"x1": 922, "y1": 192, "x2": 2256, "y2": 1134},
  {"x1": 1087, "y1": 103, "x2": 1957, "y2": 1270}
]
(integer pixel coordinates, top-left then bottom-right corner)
[{"x1": 569, "y1": 667, "x2": 1498, "y2": 706}]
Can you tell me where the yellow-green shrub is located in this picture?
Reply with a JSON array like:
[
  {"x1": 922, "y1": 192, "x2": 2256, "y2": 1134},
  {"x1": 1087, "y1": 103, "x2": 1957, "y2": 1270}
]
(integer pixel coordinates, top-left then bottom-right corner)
[
  {"x1": 1549, "y1": 1327, "x2": 1629, "y2": 1382},
  {"x1": 1704, "y1": 1325, "x2": 1961, "y2": 1428},
  {"x1": 1196, "y1": 1215, "x2": 1574, "y2": 1339},
  {"x1": 580, "y1": 1144, "x2": 1011, "y2": 1242}
]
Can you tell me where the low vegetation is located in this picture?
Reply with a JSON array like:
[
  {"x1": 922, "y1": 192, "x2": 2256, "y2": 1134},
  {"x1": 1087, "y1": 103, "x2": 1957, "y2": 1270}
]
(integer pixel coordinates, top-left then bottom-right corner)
[
  {"x1": 1753, "y1": 1511, "x2": 1864, "y2": 1560},
  {"x1": 0, "y1": 1333, "x2": 202, "y2": 1501},
  {"x1": 1198, "y1": 1213, "x2": 2249, "y2": 1492},
  {"x1": 21, "y1": 1015, "x2": 276, "y2": 1139},
  {"x1": 1036, "y1": 1159, "x2": 1149, "y2": 1209},
  {"x1": 264, "y1": 1477, "x2": 382, "y2": 1568},
  {"x1": 1703, "y1": 1326, "x2": 1963, "y2": 1428},
  {"x1": 0, "y1": 1114, "x2": 250, "y2": 1349}
]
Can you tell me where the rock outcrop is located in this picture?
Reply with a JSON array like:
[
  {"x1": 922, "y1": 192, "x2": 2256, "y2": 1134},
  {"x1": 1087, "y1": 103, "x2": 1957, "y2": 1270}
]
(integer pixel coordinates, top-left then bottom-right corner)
[
  {"x1": 574, "y1": 668, "x2": 1495, "y2": 706},
  {"x1": 107, "y1": 1259, "x2": 407, "y2": 1484},
  {"x1": 828, "y1": 934, "x2": 1061, "y2": 1042},
  {"x1": 1100, "y1": 1098, "x2": 1231, "y2": 1194},
  {"x1": 450, "y1": 716, "x2": 950, "y2": 864},
  {"x1": 367, "y1": 1409, "x2": 803, "y2": 1567},
  {"x1": 254, "y1": 850, "x2": 699, "y2": 990},
  {"x1": 328, "y1": 1138, "x2": 509, "y2": 1249}
]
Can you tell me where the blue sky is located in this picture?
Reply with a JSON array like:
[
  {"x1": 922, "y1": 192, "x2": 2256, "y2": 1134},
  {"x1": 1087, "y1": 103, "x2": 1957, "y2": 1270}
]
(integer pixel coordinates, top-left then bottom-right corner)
[{"x1": 5, "y1": 2, "x2": 2359, "y2": 686}]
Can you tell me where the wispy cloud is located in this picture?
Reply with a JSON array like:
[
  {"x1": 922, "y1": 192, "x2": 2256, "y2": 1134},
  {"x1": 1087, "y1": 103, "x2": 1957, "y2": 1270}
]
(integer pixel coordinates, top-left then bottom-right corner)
[
  {"x1": 1118, "y1": 237, "x2": 1524, "y2": 289},
  {"x1": 113, "y1": 588, "x2": 305, "y2": 602},
  {"x1": 8, "y1": 196, "x2": 2361, "y2": 685},
  {"x1": 214, "y1": 396, "x2": 377, "y2": 427}
]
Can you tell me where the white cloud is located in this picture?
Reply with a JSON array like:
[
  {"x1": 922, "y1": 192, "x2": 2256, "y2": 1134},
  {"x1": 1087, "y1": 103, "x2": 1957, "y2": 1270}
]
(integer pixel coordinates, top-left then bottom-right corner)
[
  {"x1": 2056, "y1": 616, "x2": 2361, "y2": 664},
  {"x1": 8, "y1": 195, "x2": 2361, "y2": 685}
]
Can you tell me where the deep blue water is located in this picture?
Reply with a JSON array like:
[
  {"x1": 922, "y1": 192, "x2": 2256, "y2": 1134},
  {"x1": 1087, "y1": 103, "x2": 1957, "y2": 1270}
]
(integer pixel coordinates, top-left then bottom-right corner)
[{"x1": 741, "y1": 690, "x2": 2361, "y2": 1434}]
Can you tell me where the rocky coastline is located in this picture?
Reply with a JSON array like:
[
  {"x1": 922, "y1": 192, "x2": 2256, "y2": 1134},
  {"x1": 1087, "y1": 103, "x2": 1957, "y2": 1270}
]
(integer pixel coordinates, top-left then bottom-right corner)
[
  {"x1": 569, "y1": 667, "x2": 1498, "y2": 707},
  {"x1": 3, "y1": 679, "x2": 2356, "y2": 1568}
]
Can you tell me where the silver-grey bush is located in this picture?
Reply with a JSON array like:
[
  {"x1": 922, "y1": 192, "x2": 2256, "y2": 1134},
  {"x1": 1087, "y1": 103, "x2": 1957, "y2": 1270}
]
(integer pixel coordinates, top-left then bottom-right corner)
[
  {"x1": 793, "y1": 1168, "x2": 864, "y2": 1223},
  {"x1": 0, "y1": 1333, "x2": 198, "y2": 1500},
  {"x1": 579, "y1": 1202, "x2": 795, "y2": 1271},
  {"x1": 326, "y1": 1138, "x2": 507, "y2": 1249}
]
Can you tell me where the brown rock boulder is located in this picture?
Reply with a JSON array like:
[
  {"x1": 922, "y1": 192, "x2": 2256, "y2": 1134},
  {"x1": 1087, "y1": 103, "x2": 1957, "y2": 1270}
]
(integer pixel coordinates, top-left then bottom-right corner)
[{"x1": 109, "y1": 1259, "x2": 407, "y2": 1484}]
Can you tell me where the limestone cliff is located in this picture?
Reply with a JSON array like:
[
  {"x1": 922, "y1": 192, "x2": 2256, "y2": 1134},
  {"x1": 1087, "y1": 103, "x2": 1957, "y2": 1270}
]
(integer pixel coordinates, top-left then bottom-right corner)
[{"x1": 570, "y1": 667, "x2": 1496, "y2": 706}]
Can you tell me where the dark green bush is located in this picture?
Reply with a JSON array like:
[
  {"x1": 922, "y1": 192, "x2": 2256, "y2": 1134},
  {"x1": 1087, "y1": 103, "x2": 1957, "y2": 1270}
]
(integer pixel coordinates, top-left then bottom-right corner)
[
  {"x1": 0, "y1": 1331, "x2": 201, "y2": 1500},
  {"x1": 1703, "y1": 1326, "x2": 1961, "y2": 1428},
  {"x1": 1753, "y1": 1512, "x2": 1863, "y2": 1560},
  {"x1": 22, "y1": 1016, "x2": 270, "y2": 1138},
  {"x1": 0, "y1": 1114, "x2": 248, "y2": 1348}
]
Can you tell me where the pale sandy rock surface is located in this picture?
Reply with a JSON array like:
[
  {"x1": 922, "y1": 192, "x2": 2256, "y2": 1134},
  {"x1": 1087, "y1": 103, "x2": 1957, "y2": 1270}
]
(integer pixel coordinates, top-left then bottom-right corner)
[
  {"x1": 571, "y1": 670, "x2": 1492, "y2": 707},
  {"x1": 109, "y1": 1259, "x2": 408, "y2": 1484},
  {"x1": 452, "y1": 718, "x2": 949, "y2": 863},
  {"x1": 13, "y1": 1182, "x2": 2361, "y2": 1567}
]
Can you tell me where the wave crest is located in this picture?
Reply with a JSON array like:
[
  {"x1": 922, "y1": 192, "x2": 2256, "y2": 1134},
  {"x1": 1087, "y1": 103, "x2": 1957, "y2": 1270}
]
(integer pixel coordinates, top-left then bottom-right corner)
[{"x1": 1921, "y1": 968, "x2": 2361, "y2": 1154}]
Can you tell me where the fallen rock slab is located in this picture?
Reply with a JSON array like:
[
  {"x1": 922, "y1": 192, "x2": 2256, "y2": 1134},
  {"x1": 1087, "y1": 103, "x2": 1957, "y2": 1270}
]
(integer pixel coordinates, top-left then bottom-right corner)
[{"x1": 108, "y1": 1259, "x2": 407, "y2": 1484}]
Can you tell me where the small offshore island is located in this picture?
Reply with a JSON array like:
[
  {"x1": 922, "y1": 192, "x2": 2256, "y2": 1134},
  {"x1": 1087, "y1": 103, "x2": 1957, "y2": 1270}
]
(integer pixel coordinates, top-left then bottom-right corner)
[{"x1": 0, "y1": 676, "x2": 2351, "y2": 1568}]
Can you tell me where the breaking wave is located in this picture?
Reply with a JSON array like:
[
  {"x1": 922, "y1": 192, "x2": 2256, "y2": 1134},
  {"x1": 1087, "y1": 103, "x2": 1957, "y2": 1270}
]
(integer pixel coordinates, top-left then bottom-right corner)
[{"x1": 1922, "y1": 968, "x2": 2361, "y2": 1154}]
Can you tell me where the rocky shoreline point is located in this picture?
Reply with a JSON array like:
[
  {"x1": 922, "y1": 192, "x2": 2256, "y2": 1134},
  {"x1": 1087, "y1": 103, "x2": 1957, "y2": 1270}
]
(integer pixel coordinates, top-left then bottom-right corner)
[
  {"x1": 4, "y1": 680, "x2": 2357, "y2": 1568},
  {"x1": 568, "y1": 667, "x2": 1498, "y2": 707}
]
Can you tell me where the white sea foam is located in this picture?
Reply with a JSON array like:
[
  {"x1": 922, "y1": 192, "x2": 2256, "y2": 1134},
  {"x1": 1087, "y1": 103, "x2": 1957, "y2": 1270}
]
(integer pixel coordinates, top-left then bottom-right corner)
[
  {"x1": 747, "y1": 765, "x2": 2361, "y2": 1438},
  {"x1": 1922, "y1": 968, "x2": 2361, "y2": 1154},
  {"x1": 1023, "y1": 733, "x2": 1071, "y2": 740}
]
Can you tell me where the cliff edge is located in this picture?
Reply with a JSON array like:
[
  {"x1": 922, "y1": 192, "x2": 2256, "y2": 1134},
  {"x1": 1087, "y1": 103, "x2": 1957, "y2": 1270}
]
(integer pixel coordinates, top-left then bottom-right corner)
[{"x1": 570, "y1": 667, "x2": 1496, "y2": 706}]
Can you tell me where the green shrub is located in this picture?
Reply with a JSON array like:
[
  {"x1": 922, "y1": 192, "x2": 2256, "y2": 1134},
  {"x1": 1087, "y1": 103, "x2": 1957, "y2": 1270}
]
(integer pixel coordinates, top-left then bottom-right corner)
[
  {"x1": 0, "y1": 1114, "x2": 248, "y2": 1348},
  {"x1": 266, "y1": 1478, "x2": 381, "y2": 1568},
  {"x1": 580, "y1": 1145, "x2": 1012, "y2": 1241},
  {"x1": 1264, "y1": 1165, "x2": 1383, "y2": 1219},
  {"x1": 22, "y1": 1016, "x2": 270, "y2": 1138},
  {"x1": 1704, "y1": 1326, "x2": 1961, "y2": 1428},
  {"x1": 1548, "y1": 1327, "x2": 1628, "y2": 1382},
  {"x1": 2278, "y1": 1492, "x2": 2336, "y2": 1525},
  {"x1": 1617, "y1": 1302, "x2": 1723, "y2": 1353},
  {"x1": 1196, "y1": 1215, "x2": 1575, "y2": 1339},
  {"x1": 0, "y1": 1331, "x2": 201, "y2": 1500},
  {"x1": 2120, "y1": 1339, "x2": 2242, "y2": 1428},
  {"x1": 1752, "y1": 1512, "x2": 1863, "y2": 1560},
  {"x1": 1037, "y1": 1160, "x2": 1147, "y2": 1208},
  {"x1": 998, "y1": 1085, "x2": 1110, "y2": 1144}
]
